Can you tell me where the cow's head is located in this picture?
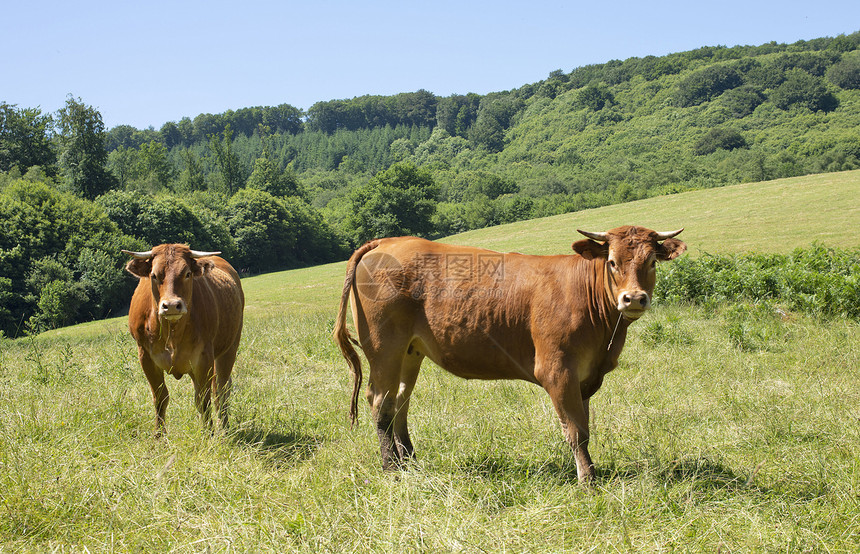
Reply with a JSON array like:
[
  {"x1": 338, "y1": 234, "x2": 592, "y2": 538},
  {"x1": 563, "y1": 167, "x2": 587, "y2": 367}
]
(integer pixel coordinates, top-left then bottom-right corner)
[
  {"x1": 573, "y1": 226, "x2": 686, "y2": 320},
  {"x1": 123, "y1": 244, "x2": 220, "y2": 322}
]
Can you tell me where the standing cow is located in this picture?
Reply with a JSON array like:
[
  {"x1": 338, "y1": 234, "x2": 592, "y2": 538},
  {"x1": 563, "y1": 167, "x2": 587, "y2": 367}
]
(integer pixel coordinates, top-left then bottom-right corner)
[
  {"x1": 334, "y1": 226, "x2": 686, "y2": 483},
  {"x1": 124, "y1": 244, "x2": 244, "y2": 434}
]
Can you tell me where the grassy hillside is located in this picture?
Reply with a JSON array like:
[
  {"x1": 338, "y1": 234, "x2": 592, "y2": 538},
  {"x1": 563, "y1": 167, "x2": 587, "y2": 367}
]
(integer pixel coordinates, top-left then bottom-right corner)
[
  {"x1": 37, "y1": 169, "x2": 860, "y2": 348},
  {"x1": 2, "y1": 172, "x2": 859, "y2": 551},
  {"x1": 443, "y1": 168, "x2": 860, "y2": 255}
]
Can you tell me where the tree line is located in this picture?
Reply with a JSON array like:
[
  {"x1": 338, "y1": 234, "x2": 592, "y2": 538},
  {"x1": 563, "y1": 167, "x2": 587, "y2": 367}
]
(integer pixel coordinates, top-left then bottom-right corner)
[{"x1": 2, "y1": 31, "x2": 860, "y2": 337}]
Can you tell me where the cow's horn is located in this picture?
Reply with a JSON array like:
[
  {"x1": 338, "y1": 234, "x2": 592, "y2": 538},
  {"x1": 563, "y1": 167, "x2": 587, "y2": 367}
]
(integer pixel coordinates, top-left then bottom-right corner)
[
  {"x1": 655, "y1": 228, "x2": 684, "y2": 240},
  {"x1": 577, "y1": 230, "x2": 608, "y2": 242},
  {"x1": 122, "y1": 249, "x2": 153, "y2": 259},
  {"x1": 189, "y1": 250, "x2": 221, "y2": 258}
]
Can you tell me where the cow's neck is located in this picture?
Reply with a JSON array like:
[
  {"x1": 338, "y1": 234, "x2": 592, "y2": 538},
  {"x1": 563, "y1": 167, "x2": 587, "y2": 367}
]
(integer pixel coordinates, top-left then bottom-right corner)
[
  {"x1": 590, "y1": 257, "x2": 623, "y2": 324},
  {"x1": 151, "y1": 313, "x2": 191, "y2": 353}
]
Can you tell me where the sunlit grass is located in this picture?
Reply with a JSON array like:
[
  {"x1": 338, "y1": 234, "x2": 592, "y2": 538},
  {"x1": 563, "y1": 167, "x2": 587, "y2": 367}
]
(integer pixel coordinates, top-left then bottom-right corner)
[
  {"x1": 2, "y1": 170, "x2": 859, "y2": 550},
  {"x1": 2, "y1": 301, "x2": 858, "y2": 551}
]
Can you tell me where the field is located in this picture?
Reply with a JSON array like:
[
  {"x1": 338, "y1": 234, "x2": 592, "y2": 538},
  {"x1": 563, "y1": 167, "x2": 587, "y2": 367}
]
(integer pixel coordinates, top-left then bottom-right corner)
[{"x1": 1, "y1": 171, "x2": 859, "y2": 552}]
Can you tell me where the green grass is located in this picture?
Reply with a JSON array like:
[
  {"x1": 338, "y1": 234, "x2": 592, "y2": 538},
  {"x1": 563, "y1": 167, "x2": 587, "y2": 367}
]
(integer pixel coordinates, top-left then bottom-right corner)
[
  {"x1": 1, "y1": 171, "x2": 859, "y2": 551},
  {"x1": 443, "y1": 169, "x2": 860, "y2": 256}
]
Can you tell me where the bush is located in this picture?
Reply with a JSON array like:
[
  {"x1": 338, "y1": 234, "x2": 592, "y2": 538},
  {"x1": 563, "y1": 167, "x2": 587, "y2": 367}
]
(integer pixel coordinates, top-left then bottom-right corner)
[
  {"x1": 719, "y1": 85, "x2": 765, "y2": 118},
  {"x1": 28, "y1": 279, "x2": 88, "y2": 332},
  {"x1": 693, "y1": 128, "x2": 747, "y2": 155},
  {"x1": 97, "y1": 190, "x2": 235, "y2": 258},
  {"x1": 0, "y1": 179, "x2": 141, "y2": 337},
  {"x1": 656, "y1": 245, "x2": 860, "y2": 320}
]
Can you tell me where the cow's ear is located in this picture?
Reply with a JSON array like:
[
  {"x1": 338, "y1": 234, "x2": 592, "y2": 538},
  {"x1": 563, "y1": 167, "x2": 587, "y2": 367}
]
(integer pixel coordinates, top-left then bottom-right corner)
[
  {"x1": 190, "y1": 258, "x2": 215, "y2": 276},
  {"x1": 125, "y1": 258, "x2": 152, "y2": 279},
  {"x1": 573, "y1": 239, "x2": 608, "y2": 260},
  {"x1": 658, "y1": 238, "x2": 687, "y2": 261}
]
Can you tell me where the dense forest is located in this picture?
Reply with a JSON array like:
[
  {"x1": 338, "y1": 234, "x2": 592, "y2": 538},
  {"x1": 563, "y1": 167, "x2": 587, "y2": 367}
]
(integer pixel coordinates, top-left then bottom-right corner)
[{"x1": 2, "y1": 31, "x2": 860, "y2": 337}]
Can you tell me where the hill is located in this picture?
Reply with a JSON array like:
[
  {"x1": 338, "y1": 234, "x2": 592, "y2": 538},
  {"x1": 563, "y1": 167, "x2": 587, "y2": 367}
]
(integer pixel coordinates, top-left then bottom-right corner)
[
  {"x1": 40, "y1": 168, "x2": 860, "y2": 345},
  {"x1": 442, "y1": 169, "x2": 860, "y2": 255},
  {"x1": 4, "y1": 33, "x2": 860, "y2": 336}
]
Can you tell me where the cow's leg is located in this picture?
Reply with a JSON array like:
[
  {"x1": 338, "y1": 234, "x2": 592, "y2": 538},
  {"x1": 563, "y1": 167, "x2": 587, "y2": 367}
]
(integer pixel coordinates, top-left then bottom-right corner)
[
  {"x1": 393, "y1": 348, "x2": 423, "y2": 460},
  {"x1": 540, "y1": 363, "x2": 595, "y2": 484},
  {"x1": 365, "y1": 351, "x2": 410, "y2": 471},
  {"x1": 213, "y1": 343, "x2": 238, "y2": 430},
  {"x1": 191, "y1": 357, "x2": 215, "y2": 429},
  {"x1": 140, "y1": 349, "x2": 169, "y2": 436}
]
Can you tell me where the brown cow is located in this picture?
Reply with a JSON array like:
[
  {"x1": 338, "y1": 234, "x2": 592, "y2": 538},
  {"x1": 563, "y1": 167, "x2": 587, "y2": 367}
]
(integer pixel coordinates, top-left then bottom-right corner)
[
  {"x1": 124, "y1": 244, "x2": 244, "y2": 434},
  {"x1": 334, "y1": 226, "x2": 686, "y2": 482}
]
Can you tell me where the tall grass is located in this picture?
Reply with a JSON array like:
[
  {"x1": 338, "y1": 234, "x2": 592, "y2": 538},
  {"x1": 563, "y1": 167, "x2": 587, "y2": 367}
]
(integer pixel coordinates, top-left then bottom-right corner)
[
  {"x1": 1, "y1": 267, "x2": 859, "y2": 551},
  {"x1": 1, "y1": 171, "x2": 858, "y2": 551}
]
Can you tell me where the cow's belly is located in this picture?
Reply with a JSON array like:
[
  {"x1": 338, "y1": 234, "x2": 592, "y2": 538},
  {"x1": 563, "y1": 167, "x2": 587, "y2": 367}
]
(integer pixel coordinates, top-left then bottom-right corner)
[{"x1": 418, "y1": 333, "x2": 537, "y2": 383}]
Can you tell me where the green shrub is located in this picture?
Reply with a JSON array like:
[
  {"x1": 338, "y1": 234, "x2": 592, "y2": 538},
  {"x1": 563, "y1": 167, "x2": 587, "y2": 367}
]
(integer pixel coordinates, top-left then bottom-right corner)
[
  {"x1": 719, "y1": 85, "x2": 765, "y2": 118},
  {"x1": 656, "y1": 245, "x2": 860, "y2": 320},
  {"x1": 0, "y1": 180, "x2": 141, "y2": 337},
  {"x1": 693, "y1": 128, "x2": 747, "y2": 155}
]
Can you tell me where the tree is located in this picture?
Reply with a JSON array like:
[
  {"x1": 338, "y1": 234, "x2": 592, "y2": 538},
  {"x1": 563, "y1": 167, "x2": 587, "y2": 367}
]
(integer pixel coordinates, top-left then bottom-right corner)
[
  {"x1": 0, "y1": 179, "x2": 140, "y2": 337},
  {"x1": 136, "y1": 140, "x2": 174, "y2": 190},
  {"x1": 719, "y1": 85, "x2": 765, "y2": 118},
  {"x1": 247, "y1": 155, "x2": 302, "y2": 198},
  {"x1": 674, "y1": 66, "x2": 742, "y2": 107},
  {"x1": 345, "y1": 162, "x2": 438, "y2": 245},
  {"x1": 178, "y1": 148, "x2": 206, "y2": 193},
  {"x1": 576, "y1": 84, "x2": 615, "y2": 111},
  {"x1": 106, "y1": 145, "x2": 138, "y2": 188},
  {"x1": 56, "y1": 96, "x2": 116, "y2": 199},
  {"x1": 159, "y1": 121, "x2": 183, "y2": 148},
  {"x1": 826, "y1": 53, "x2": 860, "y2": 90},
  {"x1": 208, "y1": 125, "x2": 244, "y2": 195},
  {"x1": 226, "y1": 188, "x2": 297, "y2": 272},
  {"x1": 247, "y1": 130, "x2": 302, "y2": 197},
  {"x1": 0, "y1": 103, "x2": 56, "y2": 175},
  {"x1": 262, "y1": 104, "x2": 304, "y2": 134},
  {"x1": 436, "y1": 94, "x2": 480, "y2": 138},
  {"x1": 96, "y1": 190, "x2": 232, "y2": 256},
  {"x1": 469, "y1": 93, "x2": 524, "y2": 152},
  {"x1": 770, "y1": 70, "x2": 838, "y2": 112}
]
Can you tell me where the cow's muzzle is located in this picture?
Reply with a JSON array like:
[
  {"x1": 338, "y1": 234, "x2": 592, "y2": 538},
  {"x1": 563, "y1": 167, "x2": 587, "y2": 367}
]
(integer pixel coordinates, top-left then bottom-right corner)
[
  {"x1": 617, "y1": 290, "x2": 650, "y2": 319},
  {"x1": 159, "y1": 298, "x2": 187, "y2": 321}
]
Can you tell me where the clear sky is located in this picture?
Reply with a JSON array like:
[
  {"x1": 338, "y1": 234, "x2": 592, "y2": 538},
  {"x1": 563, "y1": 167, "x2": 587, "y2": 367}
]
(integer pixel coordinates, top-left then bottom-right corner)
[{"x1": 3, "y1": 0, "x2": 858, "y2": 130}]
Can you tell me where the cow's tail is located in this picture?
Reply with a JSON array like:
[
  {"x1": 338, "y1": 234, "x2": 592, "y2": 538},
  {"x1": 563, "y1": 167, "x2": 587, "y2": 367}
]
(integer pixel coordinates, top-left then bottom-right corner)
[{"x1": 333, "y1": 239, "x2": 382, "y2": 425}]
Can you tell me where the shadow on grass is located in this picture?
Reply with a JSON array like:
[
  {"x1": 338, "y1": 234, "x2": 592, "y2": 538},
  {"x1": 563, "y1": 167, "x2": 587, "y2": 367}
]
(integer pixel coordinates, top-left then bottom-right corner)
[
  {"x1": 455, "y1": 452, "x2": 780, "y2": 496},
  {"x1": 231, "y1": 427, "x2": 321, "y2": 466}
]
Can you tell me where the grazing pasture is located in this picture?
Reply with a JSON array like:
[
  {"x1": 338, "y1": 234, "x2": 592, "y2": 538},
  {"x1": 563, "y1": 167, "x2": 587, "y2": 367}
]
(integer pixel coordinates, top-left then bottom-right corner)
[{"x1": 0, "y1": 171, "x2": 858, "y2": 551}]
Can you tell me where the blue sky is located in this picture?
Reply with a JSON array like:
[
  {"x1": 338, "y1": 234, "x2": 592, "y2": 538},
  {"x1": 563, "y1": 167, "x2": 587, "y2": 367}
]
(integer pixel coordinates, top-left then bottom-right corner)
[{"x1": 2, "y1": 0, "x2": 858, "y2": 129}]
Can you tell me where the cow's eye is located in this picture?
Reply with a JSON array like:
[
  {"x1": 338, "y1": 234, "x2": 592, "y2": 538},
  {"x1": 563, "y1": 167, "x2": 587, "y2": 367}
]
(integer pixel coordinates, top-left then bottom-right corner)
[
  {"x1": 651, "y1": 260, "x2": 657, "y2": 269},
  {"x1": 185, "y1": 271, "x2": 192, "y2": 279},
  {"x1": 608, "y1": 259, "x2": 617, "y2": 270},
  {"x1": 150, "y1": 273, "x2": 159, "y2": 282}
]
